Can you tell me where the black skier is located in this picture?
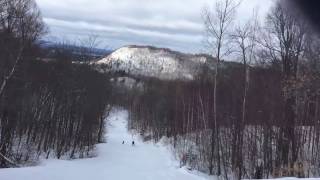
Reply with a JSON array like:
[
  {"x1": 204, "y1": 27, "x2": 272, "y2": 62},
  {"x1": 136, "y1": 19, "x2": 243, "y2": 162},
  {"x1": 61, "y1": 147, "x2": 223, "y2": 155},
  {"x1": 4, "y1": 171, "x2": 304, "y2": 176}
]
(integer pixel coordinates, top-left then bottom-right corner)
[
  {"x1": 132, "y1": 141, "x2": 135, "y2": 146},
  {"x1": 254, "y1": 164, "x2": 263, "y2": 179}
]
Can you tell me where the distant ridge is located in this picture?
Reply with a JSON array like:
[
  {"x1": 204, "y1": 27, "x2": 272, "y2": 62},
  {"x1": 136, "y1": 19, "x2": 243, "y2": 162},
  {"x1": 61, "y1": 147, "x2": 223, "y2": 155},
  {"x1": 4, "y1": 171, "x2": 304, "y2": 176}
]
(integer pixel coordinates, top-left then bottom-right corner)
[{"x1": 95, "y1": 45, "x2": 218, "y2": 81}]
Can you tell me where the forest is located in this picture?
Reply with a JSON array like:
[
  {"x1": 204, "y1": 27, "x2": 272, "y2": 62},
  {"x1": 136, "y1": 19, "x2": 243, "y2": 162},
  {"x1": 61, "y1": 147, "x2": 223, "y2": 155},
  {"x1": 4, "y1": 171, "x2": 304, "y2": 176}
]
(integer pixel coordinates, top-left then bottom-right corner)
[
  {"x1": 0, "y1": 0, "x2": 111, "y2": 167},
  {"x1": 1, "y1": 0, "x2": 320, "y2": 179},
  {"x1": 114, "y1": 0, "x2": 320, "y2": 179}
]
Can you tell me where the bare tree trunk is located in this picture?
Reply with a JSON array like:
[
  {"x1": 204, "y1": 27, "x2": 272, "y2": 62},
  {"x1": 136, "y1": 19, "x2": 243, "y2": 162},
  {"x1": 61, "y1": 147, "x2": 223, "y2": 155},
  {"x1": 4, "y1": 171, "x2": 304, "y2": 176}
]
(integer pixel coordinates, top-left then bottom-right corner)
[{"x1": 0, "y1": 47, "x2": 23, "y2": 98}]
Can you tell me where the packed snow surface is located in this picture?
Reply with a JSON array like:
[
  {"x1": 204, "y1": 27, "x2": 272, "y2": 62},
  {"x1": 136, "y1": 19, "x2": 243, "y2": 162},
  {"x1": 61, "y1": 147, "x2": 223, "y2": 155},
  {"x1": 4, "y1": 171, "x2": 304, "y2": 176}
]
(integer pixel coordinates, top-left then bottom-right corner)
[{"x1": 0, "y1": 108, "x2": 208, "y2": 180}]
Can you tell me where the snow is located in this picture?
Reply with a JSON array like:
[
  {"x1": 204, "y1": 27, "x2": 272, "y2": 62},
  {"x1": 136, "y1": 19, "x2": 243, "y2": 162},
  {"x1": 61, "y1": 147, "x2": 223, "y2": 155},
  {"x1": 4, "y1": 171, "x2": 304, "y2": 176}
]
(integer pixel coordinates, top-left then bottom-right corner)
[{"x1": 0, "y1": 108, "x2": 209, "y2": 180}]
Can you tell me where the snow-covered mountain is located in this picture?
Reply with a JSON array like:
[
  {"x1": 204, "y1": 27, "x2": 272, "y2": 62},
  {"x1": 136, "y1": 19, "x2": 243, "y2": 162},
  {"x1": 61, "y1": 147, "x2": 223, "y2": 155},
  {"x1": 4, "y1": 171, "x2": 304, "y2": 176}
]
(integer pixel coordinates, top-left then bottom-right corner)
[{"x1": 95, "y1": 45, "x2": 217, "y2": 81}]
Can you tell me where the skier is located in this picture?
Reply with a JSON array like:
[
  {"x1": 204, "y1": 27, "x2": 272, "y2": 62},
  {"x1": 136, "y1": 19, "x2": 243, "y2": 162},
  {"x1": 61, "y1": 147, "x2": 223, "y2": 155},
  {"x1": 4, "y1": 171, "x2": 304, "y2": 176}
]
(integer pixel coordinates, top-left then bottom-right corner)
[
  {"x1": 297, "y1": 162, "x2": 304, "y2": 178},
  {"x1": 254, "y1": 159, "x2": 263, "y2": 179},
  {"x1": 254, "y1": 165, "x2": 263, "y2": 179},
  {"x1": 132, "y1": 141, "x2": 135, "y2": 146},
  {"x1": 180, "y1": 153, "x2": 187, "y2": 168},
  {"x1": 122, "y1": 140, "x2": 125, "y2": 144}
]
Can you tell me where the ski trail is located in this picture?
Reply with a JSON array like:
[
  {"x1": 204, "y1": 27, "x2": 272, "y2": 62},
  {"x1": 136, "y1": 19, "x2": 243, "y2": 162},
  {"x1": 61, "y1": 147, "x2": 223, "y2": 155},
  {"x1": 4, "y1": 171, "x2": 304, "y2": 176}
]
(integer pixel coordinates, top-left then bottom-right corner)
[{"x1": 0, "y1": 108, "x2": 208, "y2": 180}]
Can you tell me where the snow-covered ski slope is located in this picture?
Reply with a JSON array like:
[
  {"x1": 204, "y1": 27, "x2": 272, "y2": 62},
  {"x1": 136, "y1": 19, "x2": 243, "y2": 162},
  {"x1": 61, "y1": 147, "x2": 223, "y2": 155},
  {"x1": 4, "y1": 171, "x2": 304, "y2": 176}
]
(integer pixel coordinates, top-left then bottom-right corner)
[
  {"x1": 0, "y1": 108, "x2": 209, "y2": 180},
  {"x1": 0, "y1": 108, "x2": 319, "y2": 180}
]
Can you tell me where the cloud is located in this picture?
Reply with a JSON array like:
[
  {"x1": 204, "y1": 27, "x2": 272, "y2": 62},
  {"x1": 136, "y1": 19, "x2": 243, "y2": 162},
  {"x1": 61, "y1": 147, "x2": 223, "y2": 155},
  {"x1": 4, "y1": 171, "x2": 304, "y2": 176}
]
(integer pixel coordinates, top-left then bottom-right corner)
[{"x1": 36, "y1": 0, "x2": 273, "y2": 53}]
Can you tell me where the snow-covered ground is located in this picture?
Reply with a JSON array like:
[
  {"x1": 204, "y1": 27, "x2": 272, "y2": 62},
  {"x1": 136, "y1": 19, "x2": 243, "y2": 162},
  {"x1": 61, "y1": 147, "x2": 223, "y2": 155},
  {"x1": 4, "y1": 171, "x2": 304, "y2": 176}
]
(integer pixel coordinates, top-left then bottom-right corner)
[{"x1": 0, "y1": 108, "x2": 209, "y2": 180}]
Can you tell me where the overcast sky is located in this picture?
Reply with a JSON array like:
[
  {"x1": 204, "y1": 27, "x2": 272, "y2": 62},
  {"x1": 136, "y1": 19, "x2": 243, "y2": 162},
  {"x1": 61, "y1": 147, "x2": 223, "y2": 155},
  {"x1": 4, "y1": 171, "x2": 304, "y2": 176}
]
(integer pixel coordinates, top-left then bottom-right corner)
[{"x1": 35, "y1": 0, "x2": 274, "y2": 53}]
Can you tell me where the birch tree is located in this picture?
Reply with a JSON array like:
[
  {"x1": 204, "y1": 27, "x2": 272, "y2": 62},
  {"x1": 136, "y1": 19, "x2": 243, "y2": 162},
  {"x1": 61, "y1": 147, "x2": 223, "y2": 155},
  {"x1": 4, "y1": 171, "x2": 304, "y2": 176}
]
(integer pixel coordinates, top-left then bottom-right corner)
[
  {"x1": 202, "y1": 0, "x2": 240, "y2": 175},
  {"x1": 230, "y1": 14, "x2": 258, "y2": 179}
]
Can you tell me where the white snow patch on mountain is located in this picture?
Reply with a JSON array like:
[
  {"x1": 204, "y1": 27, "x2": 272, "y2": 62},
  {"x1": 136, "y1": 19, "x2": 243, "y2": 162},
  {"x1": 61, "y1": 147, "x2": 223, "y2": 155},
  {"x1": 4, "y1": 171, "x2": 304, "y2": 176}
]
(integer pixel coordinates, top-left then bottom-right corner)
[{"x1": 96, "y1": 45, "x2": 215, "y2": 81}]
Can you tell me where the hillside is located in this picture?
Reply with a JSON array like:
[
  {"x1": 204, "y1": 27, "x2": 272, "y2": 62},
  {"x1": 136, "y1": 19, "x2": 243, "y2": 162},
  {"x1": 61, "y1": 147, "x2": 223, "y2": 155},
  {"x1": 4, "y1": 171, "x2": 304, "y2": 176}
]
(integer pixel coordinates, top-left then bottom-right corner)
[{"x1": 95, "y1": 45, "x2": 218, "y2": 81}]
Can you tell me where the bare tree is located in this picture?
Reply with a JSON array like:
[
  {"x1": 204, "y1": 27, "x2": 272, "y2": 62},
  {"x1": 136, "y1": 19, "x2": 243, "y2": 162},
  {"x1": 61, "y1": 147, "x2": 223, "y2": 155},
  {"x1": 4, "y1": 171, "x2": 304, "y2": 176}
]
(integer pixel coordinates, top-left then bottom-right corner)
[
  {"x1": 78, "y1": 34, "x2": 102, "y2": 62},
  {"x1": 0, "y1": 0, "x2": 46, "y2": 98},
  {"x1": 0, "y1": 0, "x2": 46, "y2": 166},
  {"x1": 263, "y1": 1, "x2": 307, "y2": 167},
  {"x1": 230, "y1": 13, "x2": 258, "y2": 179},
  {"x1": 202, "y1": 0, "x2": 240, "y2": 176}
]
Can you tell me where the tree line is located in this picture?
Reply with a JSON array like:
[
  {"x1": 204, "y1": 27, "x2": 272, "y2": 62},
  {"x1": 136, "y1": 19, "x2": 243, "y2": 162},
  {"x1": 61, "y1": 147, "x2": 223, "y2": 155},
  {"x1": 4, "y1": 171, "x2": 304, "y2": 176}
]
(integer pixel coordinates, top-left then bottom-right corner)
[
  {"x1": 0, "y1": 0, "x2": 111, "y2": 167},
  {"x1": 117, "y1": 0, "x2": 320, "y2": 179}
]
